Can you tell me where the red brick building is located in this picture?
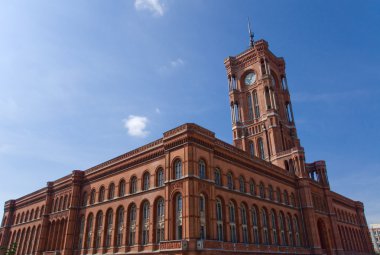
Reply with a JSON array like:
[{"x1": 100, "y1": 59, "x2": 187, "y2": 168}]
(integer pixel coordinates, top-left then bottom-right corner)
[{"x1": 0, "y1": 36, "x2": 375, "y2": 255}]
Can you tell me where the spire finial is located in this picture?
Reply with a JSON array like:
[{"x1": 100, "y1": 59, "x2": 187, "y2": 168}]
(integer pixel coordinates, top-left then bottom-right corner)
[{"x1": 248, "y1": 17, "x2": 254, "y2": 47}]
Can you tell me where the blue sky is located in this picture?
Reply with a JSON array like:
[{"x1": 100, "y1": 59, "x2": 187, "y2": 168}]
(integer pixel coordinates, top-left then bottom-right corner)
[{"x1": 0, "y1": 0, "x2": 379, "y2": 224}]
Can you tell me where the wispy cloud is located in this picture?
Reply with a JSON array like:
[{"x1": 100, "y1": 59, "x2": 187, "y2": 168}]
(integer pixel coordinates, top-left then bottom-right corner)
[
  {"x1": 134, "y1": 0, "x2": 165, "y2": 16},
  {"x1": 123, "y1": 115, "x2": 149, "y2": 138},
  {"x1": 158, "y1": 58, "x2": 185, "y2": 74},
  {"x1": 155, "y1": 107, "x2": 161, "y2": 114}
]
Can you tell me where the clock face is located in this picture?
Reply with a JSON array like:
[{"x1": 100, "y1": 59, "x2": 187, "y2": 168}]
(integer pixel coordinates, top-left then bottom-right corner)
[{"x1": 244, "y1": 72, "x2": 256, "y2": 86}]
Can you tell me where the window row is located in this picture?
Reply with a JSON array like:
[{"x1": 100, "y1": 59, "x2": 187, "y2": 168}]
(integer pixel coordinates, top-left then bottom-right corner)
[
  {"x1": 81, "y1": 168, "x2": 166, "y2": 207},
  {"x1": 7, "y1": 225, "x2": 41, "y2": 255},
  {"x1": 14, "y1": 205, "x2": 45, "y2": 225},
  {"x1": 78, "y1": 195, "x2": 182, "y2": 249},
  {"x1": 52, "y1": 194, "x2": 71, "y2": 213}
]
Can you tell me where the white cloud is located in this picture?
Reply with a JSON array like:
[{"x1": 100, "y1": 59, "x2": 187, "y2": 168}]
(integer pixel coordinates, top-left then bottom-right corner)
[
  {"x1": 158, "y1": 58, "x2": 185, "y2": 74},
  {"x1": 123, "y1": 115, "x2": 149, "y2": 138},
  {"x1": 134, "y1": 0, "x2": 165, "y2": 16}
]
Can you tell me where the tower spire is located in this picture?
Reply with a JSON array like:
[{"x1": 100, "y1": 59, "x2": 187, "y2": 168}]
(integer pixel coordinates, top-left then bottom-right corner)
[{"x1": 248, "y1": 18, "x2": 254, "y2": 47}]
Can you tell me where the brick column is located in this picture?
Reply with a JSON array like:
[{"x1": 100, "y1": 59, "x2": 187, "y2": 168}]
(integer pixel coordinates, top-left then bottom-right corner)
[
  {"x1": 324, "y1": 189, "x2": 344, "y2": 255},
  {"x1": 62, "y1": 170, "x2": 84, "y2": 255},
  {"x1": 36, "y1": 182, "x2": 54, "y2": 255},
  {"x1": 0, "y1": 200, "x2": 16, "y2": 254}
]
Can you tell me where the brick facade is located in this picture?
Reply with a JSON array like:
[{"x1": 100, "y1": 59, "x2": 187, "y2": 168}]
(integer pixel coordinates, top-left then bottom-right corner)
[{"x1": 0, "y1": 38, "x2": 375, "y2": 255}]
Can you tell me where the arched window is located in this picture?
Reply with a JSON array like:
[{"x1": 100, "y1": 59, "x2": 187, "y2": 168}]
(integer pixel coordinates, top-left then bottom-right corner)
[
  {"x1": 253, "y1": 90, "x2": 260, "y2": 118},
  {"x1": 89, "y1": 189, "x2": 95, "y2": 205},
  {"x1": 129, "y1": 204, "x2": 136, "y2": 245},
  {"x1": 141, "y1": 201, "x2": 150, "y2": 245},
  {"x1": 85, "y1": 214, "x2": 93, "y2": 249},
  {"x1": 119, "y1": 180, "x2": 126, "y2": 197},
  {"x1": 108, "y1": 183, "x2": 115, "y2": 200},
  {"x1": 40, "y1": 206, "x2": 44, "y2": 218},
  {"x1": 25, "y1": 211, "x2": 29, "y2": 222},
  {"x1": 247, "y1": 93, "x2": 254, "y2": 120},
  {"x1": 116, "y1": 207, "x2": 124, "y2": 247},
  {"x1": 214, "y1": 168, "x2": 221, "y2": 186},
  {"x1": 35, "y1": 208, "x2": 39, "y2": 220},
  {"x1": 252, "y1": 206, "x2": 259, "y2": 244},
  {"x1": 143, "y1": 172, "x2": 150, "y2": 191},
  {"x1": 258, "y1": 138, "x2": 265, "y2": 160},
  {"x1": 199, "y1": 195, "x2": 206, "y2": 240},
  {"x1": 287, "y1": 215, "x2": 294, "y2": 246},
  {"x1": 199, "y1": 160, "x2": 206, "y2": 179},
  {"x1": 279, "y1": 213, "x2": 286, "y2": 245},
  {"x1": 294, "y1": 216, "x2": 301, "y2": 246},
  {"x1": 239, "y1": 176, "x2": 245, "y2": 193},
  {"x1": 241, "y1": 204, "x2": 248, "y2": 243},
  {"x1": 227, "y1": 173, "x2": 234, "y2": 190},
  {"x1": 276, "y1": 188, "x2": 282, "y2": 203},
  {"x1": 216, "y1": 199, "x2": 223, "y2": 241},
  {"x1": 105, "y1": 210, "x2": 113, "y2": 247},
  {"x1": 284, "y1": 191, "x2": 289, "y2": 205},
  {"x1": 157, "y1": 168, "x2": 164, "y2": 187},
  {"x1": 271, "y1": 210, "x2": 278, "y2": 245},
  {"x1": 156, "y1": 198, "x2": 165, "y2": 243},
  {"x1": 249, "y1": 179, "x2": 256, "y2": 195},
  {"x1": 259, "y1": 183, "x2": 265, "y2": 198},
  {"x1": 82, "y1": 192, "x2": 88, "y2": 207},
  {"x1": 174, "y1": 160, "x2": 182, "y2": 179},
  {"x1": 98, "y1": 187, "x2": 105, "y2": 202},
  {"x1": 95, "y1": 211, "x2": 103, "y2": 249},
  {"x1": 78, "y1": 216, "x2": 85, "y2": 249},
  {"x1": 229, "y1": 202, "x2": 237, "y2": 243},
  {"x1": 268, "y1": 185, "x2": 274, "y2": 200},
  {"x1": 249, "y1": 141, "x2": 255, "y2": 158},
  {"x1": 130, "y1": 176, "x2": 137, "y2": 194},
  {"x1": 265, "y1": 87, "x2": 272, "y2": 110},
  {"x1": 290, "y1": 193, "x2": 296, "y2": 207},
  {"x1": 175, "y1": 194, "x2": 183, "y2": 240},
  {"x1": 63, "y1": 196, "x2": 68, "y2": 209},
  {"x1": 262, "y1": 209, "x2": 269, "y2": 245}
]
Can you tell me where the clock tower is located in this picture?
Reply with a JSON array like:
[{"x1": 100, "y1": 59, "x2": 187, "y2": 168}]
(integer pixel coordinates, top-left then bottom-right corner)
[{"x1": 224, "y1": 26, "x2": 307, "y2": 177}]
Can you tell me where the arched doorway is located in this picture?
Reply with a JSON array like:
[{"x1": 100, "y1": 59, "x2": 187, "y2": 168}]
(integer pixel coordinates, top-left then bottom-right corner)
[{"x1": 317, "y1": 219, "x2": 331, "y2": 255}]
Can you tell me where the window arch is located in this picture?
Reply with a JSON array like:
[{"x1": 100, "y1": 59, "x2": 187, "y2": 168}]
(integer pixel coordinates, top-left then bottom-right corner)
[
  {"x1": 156, "y1": 198, "x2": 165, "y2": 243},
  {"x1": 116, "y1": 207, "x2": 124, "y2": 247},
  {"x1": 35, "y1": 208, "x2": 39, "y2": 220},
  {"x1": 214, "y1": 168, "x2": 221, "y2": 186},
  {"x1": 130, "y1": 176, "x2": 137, "y2": 194},
  {"x1": 239, "y1": 176, "x2": 245, "y2": 193},
  {"x1": 253, "y1": 90, "x2": 260, "y2": 118},
  {"x1": 95, "y1": 211, "x2": 103, "y2": 249},
  {"x1": 276, "y1": 188, "x2": 282, "y2": 203},
  {"x1": 108, "y1": 183, "x2": 115, "y2": 200},
  {"x1": 175, "y1": 194, "x2": 183, "y2": 240},
  {"x1": 156, "y1": 168, "x2": 164, "y2": 187},
  {"x1": 262, "y1": 208, "x2": 269, "y2": 245},
  {"x1": 98, "y1": 187, "x2": 105, "y2": 202},
  {"x1": 249, "y1": 179, "x2": 256, "y2": 195},
  {"x1": 247, "y1": 93, "x2": 254, "y2": 120},
  {"x1": 227, "y1": 172, "x2": 234, "y2": 190},
  {"x1": 287, "y1": 215, "x2": 294, "y2": 246},
  {"x1": 78, "y1": 216, "x2": 85, "y2": 249},
  {"x1": 284, "y1": 191, "x2": 289, "y2": 205},
  {"x1": 258, "y1": 138, "x2": 265, "y2": 160},
  {"x1": 105, "y1": 209, "x2": 113, "y2": 247},
  {"x1": 82, "y1": 192, "x2": 88, "y2": 207},
  {"x1": 252, "y1": 206, "x2": 259, "y2": 244},
  {"x1": 229, "y1": 202, "x2": 237, "y2": 243},
  {"x1": 199, "y1": 160, "x2": 206, "y2": 179},
  {"x1": 174, "y1": 159, "x2": 182, "y2": 179},
  {"x1": 271, "y1": 210, "x2": 278, "y2": 245},
  {"x1": 128, "y1": 204, "x2": 136, "y2": 245},
  {"x1": 63, "y1": 195, "x2": 68, "y2": 209},
  {"x1": 279, "y1": 212, "x2": 286, "y2": 245},
  {"x1": 268, "y1": 185, "x2": 274, "y2": 200},
  {"x1": 199, "y1": 194, "x2": 206, "y2": 240},
  {"x1": 85, "y1": 214, "x2": 94, "y2": 249},
  {"x1": 241, "y1": 204, "x2": 248, "y2": 243},
  {"x1": 119, "y1": 180, "x2": 126, "y2": 197},
  {"x1": 259, "y1": 182, "x2": 265, "y2": 198},
  {"x1": 143, "y1": 172, "x2": 150, "y2": 191},
  {"x1": 141, "y1": 201, "x2": 150, "y2": 245},
  {"x1": 249, "y1": 141, "x2": 255, "y2": 158},
  {"x1": 290, "y1": 193, "x2": 296, "y2": 207},
  {"x1": 25, "y1": 211, "x2": 29, "y2": 222},
  {"x1": 216, "y1": 199, "x2": 223, "y2": 241}
]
